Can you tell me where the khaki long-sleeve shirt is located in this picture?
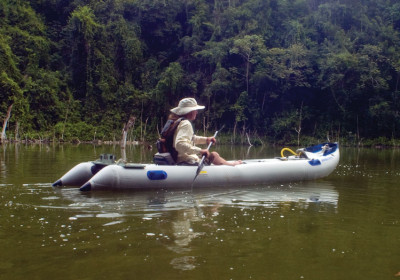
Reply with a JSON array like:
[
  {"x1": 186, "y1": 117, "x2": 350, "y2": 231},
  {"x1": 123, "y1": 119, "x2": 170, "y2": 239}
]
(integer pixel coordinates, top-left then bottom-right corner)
[{"x1": 173, "y1": 120, "x2": 207, "y2": 164}]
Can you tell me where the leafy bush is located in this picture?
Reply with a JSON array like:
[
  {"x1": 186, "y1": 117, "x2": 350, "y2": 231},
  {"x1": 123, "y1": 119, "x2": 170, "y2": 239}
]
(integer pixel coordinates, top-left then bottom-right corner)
[{"x1": 54, "y1": 122, "x2": 96, "y2": 141}]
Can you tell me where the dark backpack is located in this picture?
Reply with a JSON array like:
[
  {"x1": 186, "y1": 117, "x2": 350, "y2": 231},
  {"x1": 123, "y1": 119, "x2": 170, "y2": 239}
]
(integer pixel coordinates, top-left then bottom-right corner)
[{"x1": 156, "y1": 117, "x2": 185, "y2": 162}]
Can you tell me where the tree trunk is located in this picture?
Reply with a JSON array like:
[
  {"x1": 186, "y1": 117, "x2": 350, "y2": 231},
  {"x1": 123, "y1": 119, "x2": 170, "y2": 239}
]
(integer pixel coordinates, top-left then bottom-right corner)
[
  {"x1": 1, "y1": 104, "x2": 13, "y2": 143},
  {"x1": 121, "y1": 116, "x2": 136, "y2": 149},
  {"x1": 246, "y1": 55, "x2": 250, "y2": 94},
  {"x1": 233, "y1": 120, "x2": 237, "y2": 143},
  {"x1": 295, "y1": 102, "x2": 303, "y2": 147},
  {"x1": 246, "y1": 132, "x2": 252, "y2": 146},
  {"x1": 15, "y1": 121, "x2": 19, "y2": 141},
  {"x1": 121, "y1": 116, "x2": 136, "y2": 162}
]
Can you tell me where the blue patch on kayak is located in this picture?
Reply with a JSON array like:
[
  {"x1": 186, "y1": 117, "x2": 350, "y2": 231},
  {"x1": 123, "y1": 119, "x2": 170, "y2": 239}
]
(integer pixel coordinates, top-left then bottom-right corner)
[
  {"x1": 147, "y1": 170, "x2": 168, "y2": 180},
  {"x1": 304, "y1": 142, "x2": 338, "y2": 156},
  {"x1": 308, "y1": 159, "x2": 321, "y2": 166}
]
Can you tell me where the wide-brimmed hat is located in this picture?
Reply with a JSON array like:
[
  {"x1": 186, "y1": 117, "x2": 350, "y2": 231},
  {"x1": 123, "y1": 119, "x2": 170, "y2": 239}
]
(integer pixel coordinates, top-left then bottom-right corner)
[{"x1": 170, "y1": 98, "x2": 205, "y2": 116}]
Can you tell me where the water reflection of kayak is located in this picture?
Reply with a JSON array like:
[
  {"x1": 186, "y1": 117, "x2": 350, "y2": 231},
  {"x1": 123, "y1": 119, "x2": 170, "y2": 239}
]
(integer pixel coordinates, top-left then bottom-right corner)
[
  {"x1": 52, "y1": 143, "x2": 339, "y2": 192},
  {"x1": 54, "y1": 181, "x2": 339, "y2": 215}
]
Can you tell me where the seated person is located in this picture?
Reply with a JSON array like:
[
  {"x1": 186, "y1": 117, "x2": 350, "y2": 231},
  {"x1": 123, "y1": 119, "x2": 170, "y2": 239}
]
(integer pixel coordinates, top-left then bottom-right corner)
[{"x1": 168, "y1": 97, "x2": 242, "y2": 166}]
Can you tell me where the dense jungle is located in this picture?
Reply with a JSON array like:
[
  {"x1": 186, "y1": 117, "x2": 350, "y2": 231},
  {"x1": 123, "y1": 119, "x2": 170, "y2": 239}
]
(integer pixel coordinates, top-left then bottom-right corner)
[{"x1": 1, "y1": 0, "x2": 400, "y2": 146}]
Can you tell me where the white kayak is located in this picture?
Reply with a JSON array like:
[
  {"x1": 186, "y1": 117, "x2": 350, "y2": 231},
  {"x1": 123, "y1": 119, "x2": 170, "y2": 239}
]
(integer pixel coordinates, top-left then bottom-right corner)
[{"x1": 69, "y1": 142, "x2": 339, "y2": 191}]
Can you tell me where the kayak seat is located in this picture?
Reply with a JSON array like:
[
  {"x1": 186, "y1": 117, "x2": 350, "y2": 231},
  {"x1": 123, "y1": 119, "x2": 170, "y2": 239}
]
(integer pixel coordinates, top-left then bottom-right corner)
[{"x1": 153, "y1": 152, "x2": 176, "y2": 165}]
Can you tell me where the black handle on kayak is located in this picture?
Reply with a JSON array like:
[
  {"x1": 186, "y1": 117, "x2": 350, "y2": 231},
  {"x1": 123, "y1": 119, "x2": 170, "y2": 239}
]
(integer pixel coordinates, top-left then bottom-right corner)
[{"x1": 193, "y1": 125, "x2": 224, "y2": 184}]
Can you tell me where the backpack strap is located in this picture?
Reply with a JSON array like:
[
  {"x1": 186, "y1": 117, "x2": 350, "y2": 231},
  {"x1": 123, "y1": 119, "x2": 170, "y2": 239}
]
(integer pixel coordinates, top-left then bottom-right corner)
[
  {"x1": 161, "y1": 117, "x2": 185, "y2": 138},
  {"x1": 158, "y1": 117, "x2": 185, "y2": 161}
]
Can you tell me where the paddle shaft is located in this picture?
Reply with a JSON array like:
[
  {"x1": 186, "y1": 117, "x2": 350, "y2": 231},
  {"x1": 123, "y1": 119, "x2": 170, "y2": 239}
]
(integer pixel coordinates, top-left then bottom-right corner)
[
  {"x1": 198, "y1": 130, "x2": 218, "y2": 166},
  {"x1": 193, "y1": 125, "x2": 224, "y2": 182}
]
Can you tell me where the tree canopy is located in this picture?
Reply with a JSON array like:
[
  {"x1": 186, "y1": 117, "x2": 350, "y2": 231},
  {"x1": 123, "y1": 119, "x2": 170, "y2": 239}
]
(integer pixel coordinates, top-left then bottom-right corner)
[{"x1": 1, "y1": 0, "x2": 400, "y2": 145}]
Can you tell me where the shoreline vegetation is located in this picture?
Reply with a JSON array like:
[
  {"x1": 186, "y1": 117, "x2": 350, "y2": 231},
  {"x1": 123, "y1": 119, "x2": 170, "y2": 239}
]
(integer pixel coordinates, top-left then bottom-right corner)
[{"x1": 1, "y1": 134, "x2": 399, "y2": 148}]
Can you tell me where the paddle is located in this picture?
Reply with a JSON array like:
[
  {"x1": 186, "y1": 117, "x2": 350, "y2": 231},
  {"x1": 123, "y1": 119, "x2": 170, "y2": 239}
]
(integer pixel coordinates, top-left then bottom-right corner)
[{"x1": 193, "y1": 125, "x2": 224, "y2": 184}]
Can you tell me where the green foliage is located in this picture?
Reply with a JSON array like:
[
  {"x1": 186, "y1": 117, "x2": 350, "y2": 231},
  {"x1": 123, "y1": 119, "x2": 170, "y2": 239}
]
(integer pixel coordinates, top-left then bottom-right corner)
[
  {"x1": 0, "y1": 36, "x2": 19, "y2": 79},
  {"x1": 153, "y1": 62, "x2": 184, "y2": 113},
  {"x1": 0, "y1": 0, "x2": 400, "y2": 145},
  {"x1": 54, "y1": 121, "x2": 96, "y2": 142}
]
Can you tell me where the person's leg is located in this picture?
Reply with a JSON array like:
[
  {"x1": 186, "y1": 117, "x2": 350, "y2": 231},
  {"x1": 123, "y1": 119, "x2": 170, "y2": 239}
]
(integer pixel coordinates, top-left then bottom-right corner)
[{"x1": 209, "y1": 152, "x2": 242, "y2": 166}]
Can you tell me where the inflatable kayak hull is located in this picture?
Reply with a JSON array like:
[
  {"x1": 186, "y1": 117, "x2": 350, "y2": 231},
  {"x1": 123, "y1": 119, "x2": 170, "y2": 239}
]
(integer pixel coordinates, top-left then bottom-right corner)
[{"x1": 79, "y1": 143, "x2": 339, "y2": 191}]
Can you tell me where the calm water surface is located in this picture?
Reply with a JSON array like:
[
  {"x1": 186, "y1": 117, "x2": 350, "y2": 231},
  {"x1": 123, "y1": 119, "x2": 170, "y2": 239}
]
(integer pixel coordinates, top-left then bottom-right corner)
[{"x1": 1, "y1": 144, "x2": 400, "y2": 280}]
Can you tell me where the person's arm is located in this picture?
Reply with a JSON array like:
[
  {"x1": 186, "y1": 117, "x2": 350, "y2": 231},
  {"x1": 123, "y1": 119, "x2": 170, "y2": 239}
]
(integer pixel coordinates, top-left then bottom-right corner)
[
  {"x1": 192, "y1": 134, "x2": 208, "y2": 145},
  {"x1": 193, "y1": 133, "x2": 216, "y2": 145},
  {"x1": 174, "y1": 121, "x2": 202, "y2": 155}
]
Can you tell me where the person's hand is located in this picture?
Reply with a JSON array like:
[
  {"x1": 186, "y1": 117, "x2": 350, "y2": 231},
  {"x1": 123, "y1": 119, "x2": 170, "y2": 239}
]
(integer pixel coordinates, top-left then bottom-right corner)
[
  {"x1": 207, "y1": 137, "x2": 216, "y2": 145},
  {"x1": 200, "y1": 149, "x2": 210, "y2": 158}
]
